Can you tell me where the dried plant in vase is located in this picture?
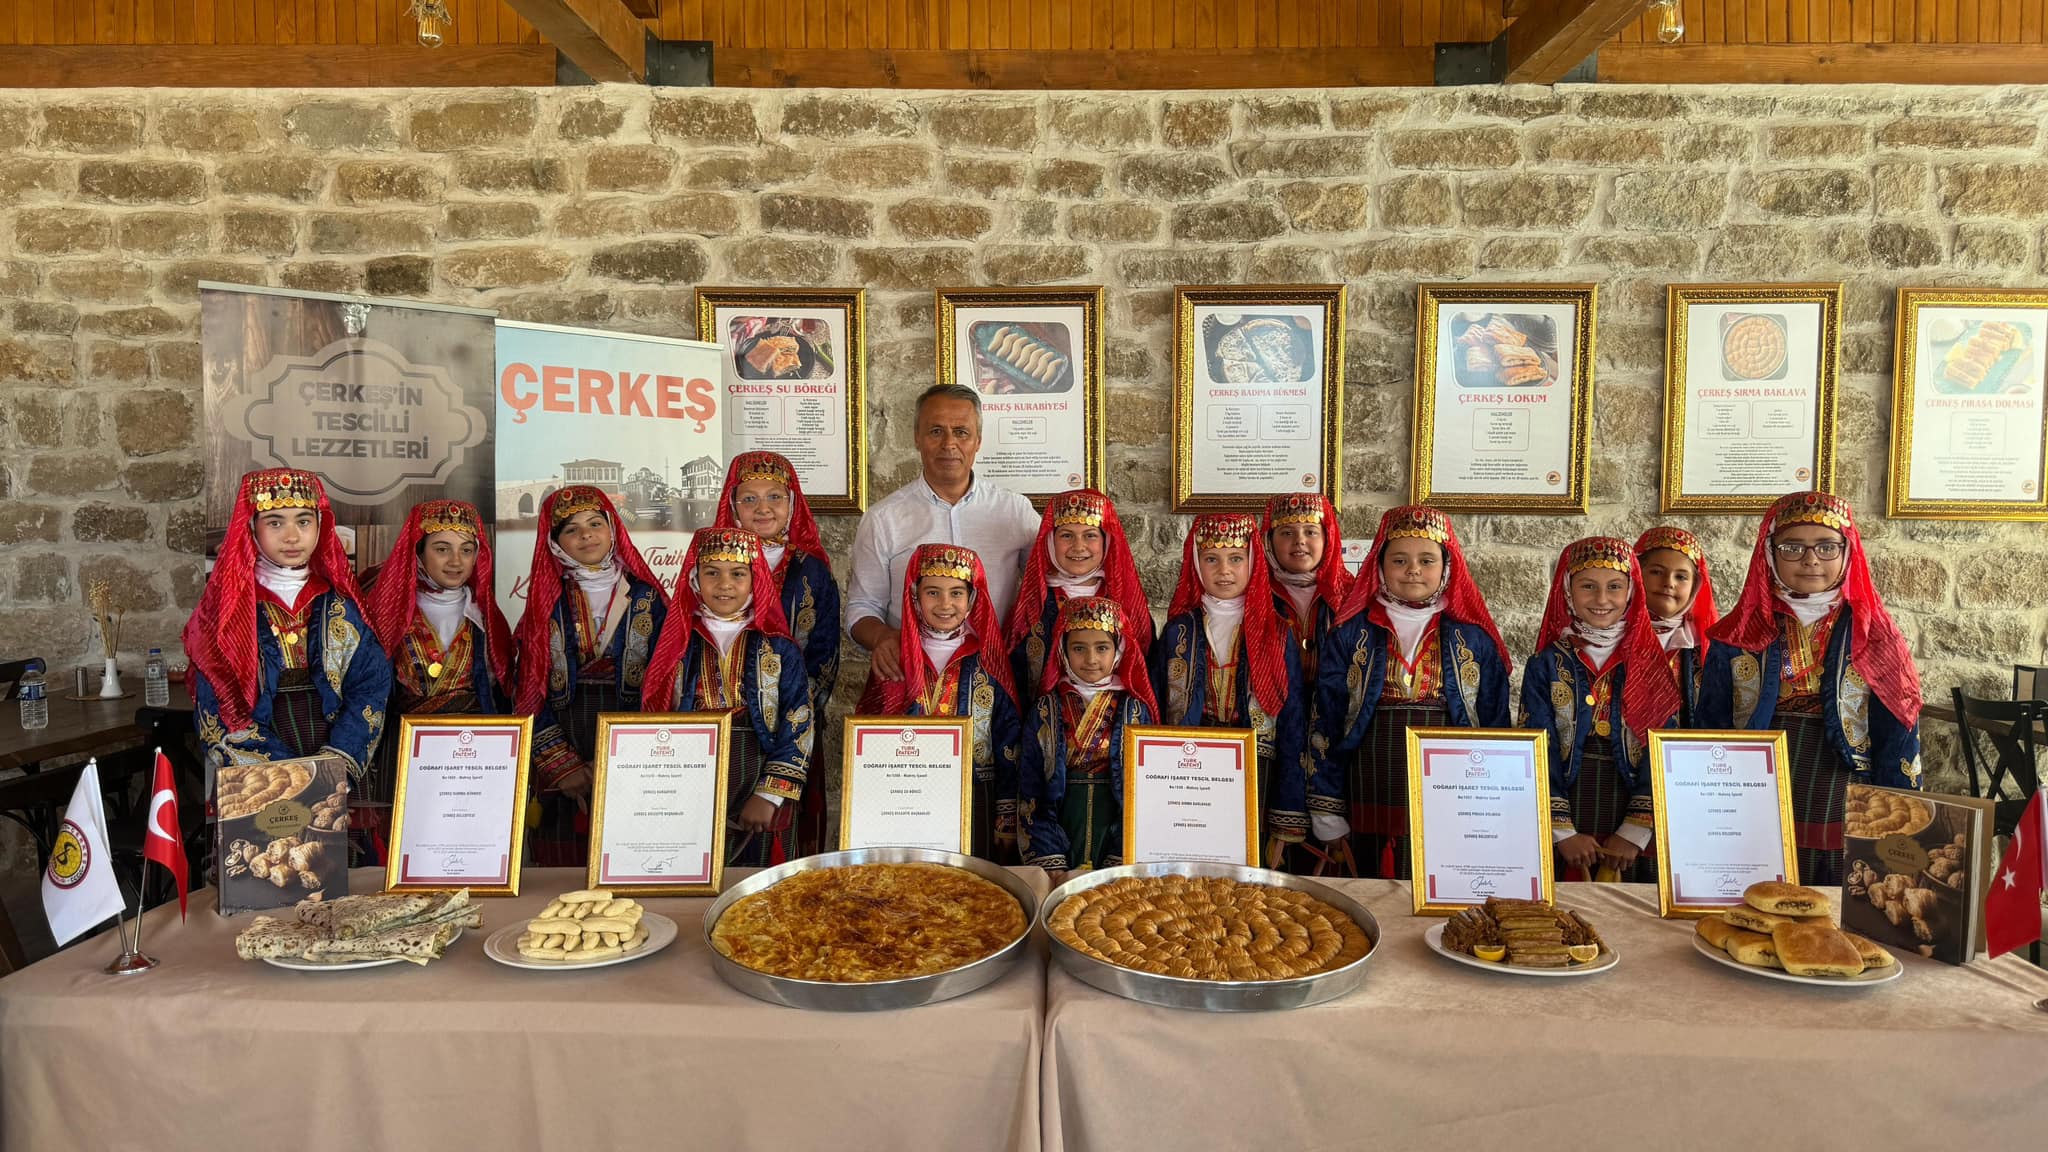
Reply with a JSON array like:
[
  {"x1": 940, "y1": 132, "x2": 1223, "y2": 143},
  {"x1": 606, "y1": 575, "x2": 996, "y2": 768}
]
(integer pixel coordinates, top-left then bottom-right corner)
[{"x1": 88, "y1": 579, "x2": 126, "y2": 698}]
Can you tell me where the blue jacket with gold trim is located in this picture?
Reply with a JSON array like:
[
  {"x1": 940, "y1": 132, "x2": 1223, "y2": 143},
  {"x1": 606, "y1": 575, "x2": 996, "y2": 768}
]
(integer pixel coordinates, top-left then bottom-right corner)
[
  {"x1": 190, "y1": 590, "x2": 393, "y2": 779},
  {"x1": 671, "y1": 629, "x2": 815, "y2": 802},
  {"x1": 1520, "y1": 641, "x2": 1656, "y2": 833},
  {"x1": 1313, "y1": 617, "x2": 1511, "y2": 812},
  {"x1": 1148, "y1": 609, "x2": 1313, "y2": 843},
  {"x1": 528, "y1": 576, "x2": 667, "y2": 781},
  {"x1": 1018, "y1": 690, "x2": 1153, "y2": 872},
  {"x1": 778, "y1": 551, "x2": 842, "y2": 713},
  {"x1": 1695, "y1": 612, "x2": 1921, "y2": 789},
  {"x1": 892, "y1": 651, "x2": 1022, "y2": 850}
]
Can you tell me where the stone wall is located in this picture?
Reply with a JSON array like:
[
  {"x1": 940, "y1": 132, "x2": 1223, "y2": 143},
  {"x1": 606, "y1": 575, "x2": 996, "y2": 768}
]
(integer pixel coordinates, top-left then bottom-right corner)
[{"x1": 3, "y1": 83, "x2": 2047, "y2": 790}]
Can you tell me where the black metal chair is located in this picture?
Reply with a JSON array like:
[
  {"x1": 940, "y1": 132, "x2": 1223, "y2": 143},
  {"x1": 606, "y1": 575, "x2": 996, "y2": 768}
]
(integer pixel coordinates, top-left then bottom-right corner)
[
  {"x1": 2014, "y1": 665, "x2": 2048, "y2": 702},
  {"x1": 1950, "y1": 689, "x2": 2043, "y2": 840}
]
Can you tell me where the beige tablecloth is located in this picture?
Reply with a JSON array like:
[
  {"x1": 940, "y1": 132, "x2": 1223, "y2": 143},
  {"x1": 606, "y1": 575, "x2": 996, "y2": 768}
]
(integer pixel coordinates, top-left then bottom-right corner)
[
  {"x1": 0, "y1": 868, "x2": 1046, "y2": 1152},
  {"x1": 1042, "y1": 881, "x2": 2048, "y2": 1152}
]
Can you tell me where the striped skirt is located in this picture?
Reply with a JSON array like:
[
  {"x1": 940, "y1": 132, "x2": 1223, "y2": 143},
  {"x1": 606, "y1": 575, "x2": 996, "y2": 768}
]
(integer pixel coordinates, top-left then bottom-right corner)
[
  {"x1": 270, "y1": 671, "x2": 330, "y2": 760},
  {"x1": 1568, "y1": 736, "x2": 1658, "y2": 884},
  {"x1": 1060, "y1": 776, "x2": 1121, "y2": 873},
  {"x1": 1782, "y1": 709, "x2": 1851, "y2": 887},
  {"x1": 724, "y1": 725, "x2": 797, "y2": 868},
  {"x1": 1348, "y1": 701, "x2": 1448, "y2": 880},
  {"x1": 530, "y1": 681, "x2": 618, "y2": 869}
]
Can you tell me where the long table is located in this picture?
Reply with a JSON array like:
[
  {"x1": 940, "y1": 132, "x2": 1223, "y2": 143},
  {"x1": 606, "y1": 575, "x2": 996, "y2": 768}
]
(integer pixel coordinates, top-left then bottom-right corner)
[
  {"x1": 1041, "y1": 880, "x2": 2048, "y2": 1152},
  {"x1": 0, "y1": 868, "x2": 1046, "y2": 1152}
]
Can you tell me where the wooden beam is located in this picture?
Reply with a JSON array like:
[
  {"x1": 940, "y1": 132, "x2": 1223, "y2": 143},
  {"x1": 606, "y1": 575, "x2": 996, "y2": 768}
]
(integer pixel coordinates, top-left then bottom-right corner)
[
  {"x1": 0, "y1": 43, "x2": 557, "y2": 85},
  {"x1": 619, "y1": 0, "x2": 658, "y2": 16},
  {"x1": 500, "y1": 0, "x2": 645, "y2": 81},
  {"x1": 1598, "y1": 41, "x2": 2048, "y2": 81},
  {"x1": 1502, "y1": 0, "x2": 1542, "y2": 19},
  {"x1": 1505, "y1": 0, "x2": 1647, "y2": 81},
  {"x1": 717, "y1": 45, "x2": 1436, "y2": 87}
]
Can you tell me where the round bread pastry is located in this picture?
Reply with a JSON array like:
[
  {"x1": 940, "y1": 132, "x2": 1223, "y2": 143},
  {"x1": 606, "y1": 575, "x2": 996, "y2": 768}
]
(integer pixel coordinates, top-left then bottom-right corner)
[
  {"x1": 1724, "y1": 928, "x2": 1782, "y2": 969},
  {"x1": 1842, "y1": 931, "x2": 1896, "y2": 969},
  {"x1": 1722, "y1": 904, "x2": 1826, "y2": 934},
  {"x1": 1771, "y1": 921, "x2": 1865, "y2": 978},
  {"x1": 1695, "y1": 916, "x2": 1744, "y2": 952},
  {"x1": 1722, "y1": 314, "x2": 1789, "y2": 380},
  {"x1": 1743, "y1": 881, "x2": 1832, "y2": 917}
]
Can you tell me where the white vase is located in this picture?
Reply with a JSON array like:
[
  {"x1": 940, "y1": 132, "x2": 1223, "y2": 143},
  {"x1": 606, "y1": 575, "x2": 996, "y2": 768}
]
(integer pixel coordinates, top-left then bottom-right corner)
[{"x1": 98, "y1": 657, "x2": 122, "y2": 699}]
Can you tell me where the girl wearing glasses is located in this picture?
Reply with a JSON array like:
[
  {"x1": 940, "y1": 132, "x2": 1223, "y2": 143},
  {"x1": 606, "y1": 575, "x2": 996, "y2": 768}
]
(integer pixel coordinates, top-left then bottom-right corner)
[{"x1": 1697, "y1": 492, "x2": 1923, "y2": 886}]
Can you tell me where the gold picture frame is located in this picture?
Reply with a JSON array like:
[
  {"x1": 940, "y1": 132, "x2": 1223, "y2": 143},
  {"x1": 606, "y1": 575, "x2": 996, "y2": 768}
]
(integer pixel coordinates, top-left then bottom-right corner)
[
  {"x1": 838, "y1": 715, "x2": 976, "y2": 854},
  {"x1": 694, "y1": 286, "x2": 868, "y2": 515},
  {"x1": 1647, "y1": 729, "x2": 1798, "y2": 919},
  {"x1": 1171, "y1": 284, "x2": 1347, "y2": 513},
  {"x1": 1411, "y1": 283, "x2": 1596, "y2": 514},
  {"x1": 935, "y1": 286, "x2": 1105, "y2": 508},
  {"x1": 1121, "y1": 725, "x2": 1262, "y2": 866},
  {"x1": 1888, "y1": 287, "x2": 2048, "y2": 521},
  {"x1": 1662, "y1": 283, "x2": 1842, "y2": 515},
  {"x1": 1405, "y1": 726, "x2": 1555, "y2": 915},
  {"x1": 588, "y1": 713, "x2": 733, "y2": 897},
  {"x1": 386, "y1": 714, "x2": 533, "y2": 896}
]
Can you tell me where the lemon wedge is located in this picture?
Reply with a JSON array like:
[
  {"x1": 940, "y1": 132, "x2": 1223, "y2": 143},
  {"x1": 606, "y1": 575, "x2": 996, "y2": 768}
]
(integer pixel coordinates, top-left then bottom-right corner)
[
  {"x1": 1567, "y1": 943, "x2": 1600, "y2": 964},
  {"x1": 1473, "y1": 944, "x2": 1506, "y2": 962}
]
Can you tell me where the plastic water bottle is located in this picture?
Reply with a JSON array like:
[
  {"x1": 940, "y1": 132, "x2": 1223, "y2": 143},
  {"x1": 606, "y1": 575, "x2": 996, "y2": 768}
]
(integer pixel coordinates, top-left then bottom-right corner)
[
  {"x1": 144, "y1": 647, "x2": 169, "y2": 707},
  {"x1": 17, "y1": 660, "x2": 48, "y2": 731}
]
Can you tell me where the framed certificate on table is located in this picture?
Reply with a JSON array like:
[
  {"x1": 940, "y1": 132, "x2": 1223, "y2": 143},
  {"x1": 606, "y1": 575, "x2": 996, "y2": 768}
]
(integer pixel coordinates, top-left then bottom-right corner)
[
  {"x1": 386, "y1": 716, "x2": 532, "y2": 896},
  {"x1": 1406, "y1": 728, "x2": 1555, "y2": 914},
  {"x1": 696, "y1": 286, "x2": 868, "y2": 514},
  {"x1": 1888, "y1": 287, "x2": 2048, "y2": 521},
  {"x1": 1647, "y1": 730, "x2": 1798, "y2": 919},
  {"x1": 1411, "y1": 284, "x2": 1595, "y2": 514},
  {"x1": 936, "y1": 286, "x2": 1103, "y2": 506},
  {"x1": 1170, "y1": 284, "x2": 1346, "y2": 512},
  {"x1": 1122, "y1": 726, "x2": 1260, "y2": 866},
  {"x1": 588, "y1": 714, "x2": 732, "y2": 896},
  {"x1": 839, "y1": 716, "x2": 974, "y2": 854},
  {"x1": 1662, "y1": 283, "x2": 1842, "y2": 514}
]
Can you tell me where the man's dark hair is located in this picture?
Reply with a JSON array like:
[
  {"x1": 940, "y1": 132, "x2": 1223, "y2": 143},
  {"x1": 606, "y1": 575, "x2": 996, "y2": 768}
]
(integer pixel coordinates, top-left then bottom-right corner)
[{"x1": 915, "y1": 383, "x2": 982, "y2": 429}]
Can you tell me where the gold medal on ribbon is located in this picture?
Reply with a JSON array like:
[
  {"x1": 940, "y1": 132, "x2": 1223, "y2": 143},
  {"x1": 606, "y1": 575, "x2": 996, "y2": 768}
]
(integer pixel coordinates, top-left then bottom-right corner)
[
  {"x1": 282, "y1": 631, "x2": 300, "y2": 647},
  {"x1": 427, "y1": 661, "x2": 444, "y2": 679},
  {"x1": 1595, "y1": 719, "x2": 1612, "y2": 737},
  {"x1": 1583, "y1": 693, "x2": 1595, "y2": 707}
]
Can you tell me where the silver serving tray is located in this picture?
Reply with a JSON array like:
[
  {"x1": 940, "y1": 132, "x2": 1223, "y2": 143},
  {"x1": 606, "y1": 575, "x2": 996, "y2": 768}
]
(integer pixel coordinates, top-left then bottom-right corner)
[
  {"x1": 1040, "y1": 861, "x2": 1380, "y2": 1012},
  {"x1": 703, "y1": 847, "x2": 1038, "y2": 1012}
]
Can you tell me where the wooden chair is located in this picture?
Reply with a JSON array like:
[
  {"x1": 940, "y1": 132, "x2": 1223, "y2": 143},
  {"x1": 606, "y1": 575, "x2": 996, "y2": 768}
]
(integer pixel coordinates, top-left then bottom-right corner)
[
  {"x1": 2014, "y1": 665, "x2": 2048, "y2": 702},
  {"x1": 1949, "y1": 689, "x2": 2043, "y2": 840}
]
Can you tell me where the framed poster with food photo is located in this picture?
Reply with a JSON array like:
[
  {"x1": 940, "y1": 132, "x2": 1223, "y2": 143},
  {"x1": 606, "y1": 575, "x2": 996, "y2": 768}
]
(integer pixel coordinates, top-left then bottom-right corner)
[
  {"x1": 936, "y1": 286, "x2": 1104, "y2": 505},
  {"x1": 1411, "y1": 284, "x2": 1595, "y2": 514},
  {"x1": 1888, "y1": 287, "x2": 2048, "y2": 521},
  {"x1": 1662, "y1": 284, "x2": 1841, "y2": 514},
  {"x1": 695, "y1": 287, "x2": 867, "y2": 514},
  {"x1": 1171, "y1": 284, "x2": 1346, "y2": 513}
]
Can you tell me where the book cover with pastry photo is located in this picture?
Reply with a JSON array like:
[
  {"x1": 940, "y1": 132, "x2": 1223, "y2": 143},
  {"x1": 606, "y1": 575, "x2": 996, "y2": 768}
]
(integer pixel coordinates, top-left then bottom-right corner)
[
  {"x1": 214, "y1": 754, "x2": 351, "y2": 915},
  {"x1": 1839, "y1": 784, "x2": 1994, "y2": 966}
]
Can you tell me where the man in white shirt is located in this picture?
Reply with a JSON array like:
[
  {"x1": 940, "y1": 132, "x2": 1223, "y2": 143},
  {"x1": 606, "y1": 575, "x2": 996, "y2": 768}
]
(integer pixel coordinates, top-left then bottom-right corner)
[{"x1": 847, "y1": 383, "x2": 1041, "y2": 681}]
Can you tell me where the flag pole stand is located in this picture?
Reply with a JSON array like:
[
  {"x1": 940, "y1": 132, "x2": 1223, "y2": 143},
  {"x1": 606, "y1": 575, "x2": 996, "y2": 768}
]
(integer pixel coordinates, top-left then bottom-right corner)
[{"x1": 104, "y1": 860, "x2": 157, "y2": 976}]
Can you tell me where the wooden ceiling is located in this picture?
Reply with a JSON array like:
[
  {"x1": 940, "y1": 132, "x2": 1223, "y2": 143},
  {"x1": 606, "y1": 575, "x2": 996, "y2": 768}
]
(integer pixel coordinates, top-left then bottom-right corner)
[{"x1": 0, "y1": 0, "x2": 2042, "y2": 84}]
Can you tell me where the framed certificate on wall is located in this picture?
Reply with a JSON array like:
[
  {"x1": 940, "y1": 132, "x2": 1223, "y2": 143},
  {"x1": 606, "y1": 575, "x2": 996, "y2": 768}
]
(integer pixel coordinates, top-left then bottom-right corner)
[
  {"x1": 1647, "y1": 730, "x2": 1798, "y2": 919},
  {"x1": 387, "y1": 715, "x2": 533, "y2": 896},
  {"x1": 839, "y1": 716, "x2": 974, "y2": 854},
  {"x1": 1412, "y1": 283, "x2": 1595, "y2": 514},
  {"x1": 936, "y1": 286, "x2": 1103, "y2": 506},
  {"x1": 1122, "y1": 726, "x2": 1260, "y2": 866},
  {"x1": 1171, "y1": 284, "x2": 1346, "y2": 513},
  {"x1": 1662, "y1": 283, "x2": 1841, "y2": 514},
  {"x1": 589, "y1": 714, "x2": 732, "y2": 896},
  {"x1": 1406, "y1": 728, "x2": 1555, "y2": 914},
  {"x1": 1888, "y1": 287, "x2": 2048, "y2": 521}
]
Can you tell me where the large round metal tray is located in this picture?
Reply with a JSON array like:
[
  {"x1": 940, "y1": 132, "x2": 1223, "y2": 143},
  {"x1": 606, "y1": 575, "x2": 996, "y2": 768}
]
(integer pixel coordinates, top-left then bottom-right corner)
[
  {"x1": 703, "y1": 847, "x2": 1037, "y2": 1012},
  {"x1": 1040, "y1": 861, "x2": 1380, "y2": 1012}
]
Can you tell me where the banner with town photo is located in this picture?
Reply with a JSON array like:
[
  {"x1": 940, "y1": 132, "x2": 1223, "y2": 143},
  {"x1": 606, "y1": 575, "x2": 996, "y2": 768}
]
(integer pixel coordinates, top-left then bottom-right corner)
[
  {"x1": 199, "y1": 283, "x2": 497, "y2": 574},
  {"x1": 493, "y1": 320, "x2": 726, "y2": 624}
]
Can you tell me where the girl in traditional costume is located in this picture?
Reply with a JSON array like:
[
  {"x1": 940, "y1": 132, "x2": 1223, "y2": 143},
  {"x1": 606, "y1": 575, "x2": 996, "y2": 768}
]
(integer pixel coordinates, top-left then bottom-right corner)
[
  {"x1": 1521, "y1": 537, "x2": 1683, "y2": 884},
  {"x1": 1149, "y1": 512, "x2": 1312, "y2": 864},
  {"x1": 1018, "y1": 596, "x2": 1160, "y2": 883},
  {"x1": 513, "y1": 485, "x2": 668, "y2": 867},
  {"x1": 1314, "y1": 506, "x2": 1511, "y2": 879},
  {"x1": 1262, "y1": 492, "x2": 1351, "y2": 690},
  {"x1": 1698, "y1": 492, "x2": 1922, "y2": 886},
  {"x1": 1005, "y1": 488, "x2": 1153, "y2": 715},
  {"x1": 641, "y1": 528, "x2": 814, "y2": 867},
  {"x1": 1633, "y1": 526, "x2": 1720, "y2": 729},
  {"x1": 863, "y1": 544, "x2": 1022, "y2": 861},
  {"x1": 710, "y1": 451, "x2": 841, "y2": 855},
  {"x1": 184, "y1": 468, "x2": 392, "y2": 780}
]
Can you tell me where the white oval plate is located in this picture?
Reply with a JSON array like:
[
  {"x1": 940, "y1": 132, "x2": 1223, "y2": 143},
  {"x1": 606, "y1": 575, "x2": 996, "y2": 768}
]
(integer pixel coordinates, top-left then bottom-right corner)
[
  {"x1": 1424, "y1": 922, "x2": 1619, "y2": 978},
  {"x1": 484, "y1": 912, "x2": 677, "y2": 971},
  {"x1": 1691, "y1": 933, "x2": 1902, "y2": 987},
  {"x1": 264, "y1": 927, "x2": 464, "y2": 972}
]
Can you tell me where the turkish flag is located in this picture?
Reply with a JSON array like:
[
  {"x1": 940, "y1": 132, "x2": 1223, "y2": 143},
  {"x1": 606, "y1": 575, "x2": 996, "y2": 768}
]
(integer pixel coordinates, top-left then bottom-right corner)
[
  {"x1": 1986, "y1": 790, "x2": 2046, "y2": 960},
  {"x1": 142, "y1": 750, "x2": 189, "y2": 919}
]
